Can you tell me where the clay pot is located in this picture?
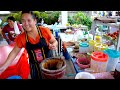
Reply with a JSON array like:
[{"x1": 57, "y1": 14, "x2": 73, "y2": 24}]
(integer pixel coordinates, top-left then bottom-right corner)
[{"x1": 40, "y1": 57, "x2": 66, "y2": 79}]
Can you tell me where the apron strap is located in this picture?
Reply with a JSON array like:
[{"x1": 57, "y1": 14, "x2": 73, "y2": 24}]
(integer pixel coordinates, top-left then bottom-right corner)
[
  {"x1": 37, "y1": 26, "x2": 42, "y2": 38},
  {"x1": 25, "y1": 26, "x2": 46, "y2": 59},
  {"x1": 25, "y1": 26, "x2": 42, "y2": 42},
  {"x1": 37, "y1": 26, "x2": 46, "y2": 59},
  {"x1": 25, "y1": 31, "x2": 29, "y2": 42}
]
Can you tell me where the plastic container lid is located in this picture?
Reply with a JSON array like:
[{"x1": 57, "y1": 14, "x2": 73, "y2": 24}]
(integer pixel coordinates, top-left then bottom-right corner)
[
  {"x1": 95, "y1": 35, "x2": 101, "y2": 38},
  {"x1": 94, "y1": 43, "x2": 108, "y2": 50},
  {"x1": 91, "y1": 51, "x2": 108, "y2": 62},
  {"x1": 103, "y1": 49, "x2": 120, "y2": 58},
  {"x1": 89, "y1": 40, "x2": 96, "y2": 46},
  {"x1": 79, "y1": 42, "x2": 89, "y2": 47}
]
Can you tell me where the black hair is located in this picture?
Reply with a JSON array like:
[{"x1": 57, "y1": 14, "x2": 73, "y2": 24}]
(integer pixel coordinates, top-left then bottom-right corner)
[
  {"x1": 7, "y1": 16, "x2": 15, "y2": 22},
  {"x1": 38, "y1": 18, "x2": 42, "y2": 23},
  {"x1": 21, "y1": 11, "x2": 36, "y2": 19}
]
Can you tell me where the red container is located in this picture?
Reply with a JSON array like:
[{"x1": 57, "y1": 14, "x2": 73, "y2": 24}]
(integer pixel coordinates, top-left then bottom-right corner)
[
  {"x1": 76, "y1": 57, "x2": 90, "y2": 69},
  {"x1": 40, "y1": 57, "x2": 66, "y2": 79},
  {"x1": 90, "y1": 51, "x2": 108, "y2": 73}
]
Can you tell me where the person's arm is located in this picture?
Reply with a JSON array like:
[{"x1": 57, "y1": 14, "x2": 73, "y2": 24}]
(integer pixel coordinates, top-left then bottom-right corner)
[
  {"x1": 0, "y1": 45, "x2": 22, "y2": 73},
  {"x1": 40, "y1": 26, "x2": 58, "y2": 50},
  {"x1": 49, "y1": 34, "x2": 58, "y2": 50},
  {"x1": 2, "y1": 28, "x2": 10, "y2": 43},
  {"x1": 2, "y1": 31, "x2": 8, "y2": 39}
]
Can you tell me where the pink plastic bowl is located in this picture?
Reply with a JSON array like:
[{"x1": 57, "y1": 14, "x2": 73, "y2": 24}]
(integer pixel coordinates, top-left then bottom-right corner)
[{"x1": 76, "y1": 58, "x2": 90, "y2": 69}]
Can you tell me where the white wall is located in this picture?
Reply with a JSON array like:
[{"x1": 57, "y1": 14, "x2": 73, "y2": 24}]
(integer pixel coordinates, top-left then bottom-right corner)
[{"x1": 61, "y1": 11, "x2": 68, "y2": 25}]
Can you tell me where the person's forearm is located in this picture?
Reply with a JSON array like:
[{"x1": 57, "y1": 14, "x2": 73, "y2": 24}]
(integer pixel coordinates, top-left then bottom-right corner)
[
  {"x1": 52, "y1": 40, "x2": 58, "y2": 50},
  {"x1": 2, "y1": 46, "x2": 21, "y2": 69},
  {"x1": 53, "y1": 40, "x2": 58, "y2": 47},
  {"x1": 49, "y1": 34, "x2": 58, "y2": 50},
  {"x1": 2, "y1": 32, "x2": 7, "y2": 39},
  {"x1": 49, "y1": 40, "x2": 58, "y2": 50},
  {"x1": 51, "y1": 38, "x2": 58, "y2": 46}
]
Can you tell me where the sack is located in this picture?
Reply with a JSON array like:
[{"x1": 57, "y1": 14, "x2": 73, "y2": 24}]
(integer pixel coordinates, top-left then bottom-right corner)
[{"x1": 14, "y1": 21, "x2": 20, "y2": 34}]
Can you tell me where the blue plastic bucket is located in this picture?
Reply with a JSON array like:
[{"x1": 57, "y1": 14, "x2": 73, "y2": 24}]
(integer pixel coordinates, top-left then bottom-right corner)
[
  {"x1": 7, "y1": 75, "x2": 22, "y2": 79},
  {"x1": 104, "y1": 49, "x2": 120, "y2": 71}
]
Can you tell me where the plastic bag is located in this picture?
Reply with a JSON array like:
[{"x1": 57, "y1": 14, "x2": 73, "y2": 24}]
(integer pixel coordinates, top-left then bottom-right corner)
[{"x1": 14, "y1": 21, "x2": 20, "y2": 34}]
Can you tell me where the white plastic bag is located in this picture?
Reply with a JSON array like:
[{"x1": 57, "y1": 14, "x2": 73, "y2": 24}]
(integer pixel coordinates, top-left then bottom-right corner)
[{"x1": 14, "y1": 21, "x2": 20, "y2": 34}]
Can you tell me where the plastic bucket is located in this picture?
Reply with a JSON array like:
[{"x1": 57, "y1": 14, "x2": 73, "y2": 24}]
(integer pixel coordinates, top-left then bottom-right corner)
[
  {"x1": 90, "y1": 51, "x2": 108, "y2": 73},
  {"x1": 79, "y1": 42, "x2": 89, "y2": 53},
  {"x1": 103, "y1": 49, "x2": 120, "y2": 72}
]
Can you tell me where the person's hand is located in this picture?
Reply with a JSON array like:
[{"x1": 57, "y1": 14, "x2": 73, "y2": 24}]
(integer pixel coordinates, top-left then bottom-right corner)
[{"x1": 49, "y1": 43, "x2": 57, "y2": 50}]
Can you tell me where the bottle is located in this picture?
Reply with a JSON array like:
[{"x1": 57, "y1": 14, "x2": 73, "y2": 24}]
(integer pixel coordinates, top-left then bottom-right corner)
[{"x1": 94, "y1": 32, "x2": 102, "y2": 43}]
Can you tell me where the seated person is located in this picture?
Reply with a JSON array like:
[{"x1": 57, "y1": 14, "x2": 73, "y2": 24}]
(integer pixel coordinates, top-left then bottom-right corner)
[
  {"x1": 2, "y1": 16, "x2": 24, "y2": 45},
  {"x1": 0, "y1": 27, "x2": 3, "y2": 41}
]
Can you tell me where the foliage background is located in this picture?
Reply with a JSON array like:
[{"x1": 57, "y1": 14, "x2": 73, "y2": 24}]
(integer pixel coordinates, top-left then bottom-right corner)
[{"x1": 0, "y1": 11, "x2": 92, "y2": 30}]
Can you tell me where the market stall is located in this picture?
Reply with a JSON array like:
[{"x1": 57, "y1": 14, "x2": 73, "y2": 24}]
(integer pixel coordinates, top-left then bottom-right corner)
[{"x1": 58, "y1": 24, "x2": 120, "y2": 79}]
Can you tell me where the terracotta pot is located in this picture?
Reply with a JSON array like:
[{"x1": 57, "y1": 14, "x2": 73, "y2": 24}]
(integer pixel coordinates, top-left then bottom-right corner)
[{"x1": 40, "y1": 57, "x2": 66, "y2": 79}]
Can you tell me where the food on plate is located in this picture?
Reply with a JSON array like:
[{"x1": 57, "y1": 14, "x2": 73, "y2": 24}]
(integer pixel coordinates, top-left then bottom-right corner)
[
  {"x1": 74, "y1": 44, "x2": 79, "y2": 49},
  {"x1": 64, "y1": 41, "x2": 75, "y2": 47},
  {"x1": 64, "y1": 29, "x2": 74, "y2": 34},
  {"x1": 73, "y1": 44, "x2": 79, "y2": 52}
]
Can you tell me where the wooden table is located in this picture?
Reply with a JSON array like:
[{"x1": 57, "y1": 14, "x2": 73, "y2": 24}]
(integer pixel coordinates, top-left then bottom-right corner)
[{"x1": 60, "y1": 59, "x2": 76, "y2": 79}]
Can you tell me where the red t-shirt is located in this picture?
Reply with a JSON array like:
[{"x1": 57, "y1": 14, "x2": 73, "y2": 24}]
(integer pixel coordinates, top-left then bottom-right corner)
[
  {"x1": 2, "y1": 23, "x2": 22, "y2": 41},
  {"x1": 15, "y1": 26, "x2": 52, "y2": 48}
]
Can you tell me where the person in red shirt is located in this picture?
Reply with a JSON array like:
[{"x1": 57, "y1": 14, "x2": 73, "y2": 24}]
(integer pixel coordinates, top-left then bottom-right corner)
[
  {"x1": 2, "y1": 16, "x2": 24, "y2": 44},
  {"x1": 0, "y1": 11, "x2": 58, "y2": 79}
]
